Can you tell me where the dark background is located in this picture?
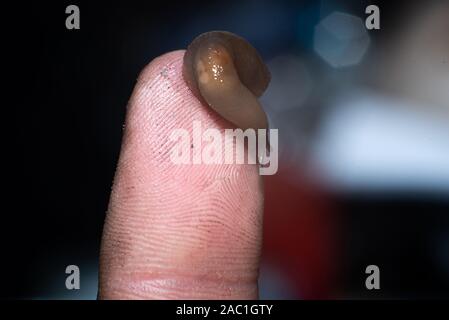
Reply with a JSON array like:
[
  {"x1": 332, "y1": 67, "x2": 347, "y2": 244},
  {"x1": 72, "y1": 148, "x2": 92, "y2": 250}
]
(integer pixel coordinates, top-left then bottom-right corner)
[{"x1": 4, "y1": 0, "x2": 449, "y2": 299}]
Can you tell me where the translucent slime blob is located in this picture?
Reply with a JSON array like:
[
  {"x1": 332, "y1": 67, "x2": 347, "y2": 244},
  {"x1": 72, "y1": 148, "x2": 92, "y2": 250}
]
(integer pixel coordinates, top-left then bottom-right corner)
[{"x1": 183, "y1": 31, "x2": 271, "y2": 131}]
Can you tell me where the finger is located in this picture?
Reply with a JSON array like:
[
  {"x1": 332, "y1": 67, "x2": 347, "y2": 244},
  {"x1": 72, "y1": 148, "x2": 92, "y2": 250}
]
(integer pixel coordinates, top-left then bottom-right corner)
[{"x1": 99, "y1": 50, "x2": 264, "y2": 299}]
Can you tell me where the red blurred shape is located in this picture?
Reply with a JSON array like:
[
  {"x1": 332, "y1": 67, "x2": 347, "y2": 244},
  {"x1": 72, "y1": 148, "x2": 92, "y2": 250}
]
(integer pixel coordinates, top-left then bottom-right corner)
[{"x1": 263, "y1": 158, "x2": 339, "y2": 299}]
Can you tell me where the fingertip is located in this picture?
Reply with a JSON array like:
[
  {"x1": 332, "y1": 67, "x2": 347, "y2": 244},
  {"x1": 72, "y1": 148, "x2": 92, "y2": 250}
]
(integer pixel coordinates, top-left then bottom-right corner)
[{"x1": 100, "y1": 48, "x2": 264, "y2": 299}]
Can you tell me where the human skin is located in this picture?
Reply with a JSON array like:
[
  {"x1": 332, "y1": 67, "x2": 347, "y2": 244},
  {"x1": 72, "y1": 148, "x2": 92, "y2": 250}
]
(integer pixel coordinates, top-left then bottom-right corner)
[{"x1": 98, "y1": 50, "x2": 265, "y2": 299}]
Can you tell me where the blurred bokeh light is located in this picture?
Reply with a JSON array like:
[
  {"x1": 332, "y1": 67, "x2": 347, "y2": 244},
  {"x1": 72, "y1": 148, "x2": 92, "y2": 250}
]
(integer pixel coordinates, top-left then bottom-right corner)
[{"x1": 314, "y1": 12, "x2": 370, "y2": 68}]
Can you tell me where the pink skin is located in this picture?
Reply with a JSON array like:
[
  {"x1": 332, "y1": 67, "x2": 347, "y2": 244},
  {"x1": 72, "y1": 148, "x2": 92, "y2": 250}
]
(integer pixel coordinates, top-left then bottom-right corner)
[{"x1": 98, "y1": 50, "x2": 264, "y2": 299}]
